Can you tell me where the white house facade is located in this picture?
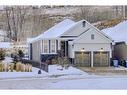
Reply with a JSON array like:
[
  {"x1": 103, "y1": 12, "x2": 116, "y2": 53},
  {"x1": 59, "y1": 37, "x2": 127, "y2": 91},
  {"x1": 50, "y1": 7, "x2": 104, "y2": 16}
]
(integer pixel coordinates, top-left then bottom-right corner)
[{"x1": 27, "y1": 19, "x2": 113, "y2": 67}]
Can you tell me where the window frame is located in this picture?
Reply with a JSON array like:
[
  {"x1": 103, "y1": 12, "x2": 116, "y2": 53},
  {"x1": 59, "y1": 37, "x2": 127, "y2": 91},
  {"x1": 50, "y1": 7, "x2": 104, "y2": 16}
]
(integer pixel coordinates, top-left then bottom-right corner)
[
  {"x1": 50, "y1": 40, "x2": 56, "y2": 53},
  {"x1": 43, "y1": 40, "x2": 49, "y2": 53},
  {"x1": 91, "y1": 34, "x2": 95, "y2": 40}
]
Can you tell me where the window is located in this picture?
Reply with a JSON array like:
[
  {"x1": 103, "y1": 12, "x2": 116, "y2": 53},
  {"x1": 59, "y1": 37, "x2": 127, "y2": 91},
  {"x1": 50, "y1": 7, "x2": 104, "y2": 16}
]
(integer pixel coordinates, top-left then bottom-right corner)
[
  {"x1": 43, "y1": 40, "x2": 49, "y2": 53},
  {"x1": 82, "y1": 21, "x2": 86, "y2": 27},
  {"x1": 91, "y1": 34, "x2": 94, "y2": 40},
  {"x1": 50, "y1": 40, "x2": 56, "y2": 53}
]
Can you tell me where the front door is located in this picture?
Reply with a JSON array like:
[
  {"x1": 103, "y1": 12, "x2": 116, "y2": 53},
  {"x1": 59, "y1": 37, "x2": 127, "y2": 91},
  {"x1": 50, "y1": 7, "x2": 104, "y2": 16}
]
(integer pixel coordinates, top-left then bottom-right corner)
[{"x1": 60, "y1": 41, "x2": 68, "y2": 57}]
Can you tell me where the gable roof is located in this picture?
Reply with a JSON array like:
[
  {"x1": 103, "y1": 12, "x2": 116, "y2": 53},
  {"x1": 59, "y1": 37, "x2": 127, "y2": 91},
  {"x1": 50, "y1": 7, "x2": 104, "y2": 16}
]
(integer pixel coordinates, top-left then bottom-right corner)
[
  {"x1": 28, "y1": 19, "x2": 76, "y2": 43},
  {"x1": 27, "y1": 19, "x2": 113, "y2": 43},
  {"x1": 60, "y1": 19, "x2": 113, "y2": 43}
]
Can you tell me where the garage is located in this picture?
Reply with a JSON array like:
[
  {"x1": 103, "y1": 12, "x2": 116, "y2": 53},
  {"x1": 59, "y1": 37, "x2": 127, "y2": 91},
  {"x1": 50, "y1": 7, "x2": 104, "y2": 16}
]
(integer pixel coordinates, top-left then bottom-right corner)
[
  {"x1": 75, "y1": 51, "x2": 91, "y2": 67},
  {"x1": 93, "y1": 51, "x2": 109, "y2": 67}
]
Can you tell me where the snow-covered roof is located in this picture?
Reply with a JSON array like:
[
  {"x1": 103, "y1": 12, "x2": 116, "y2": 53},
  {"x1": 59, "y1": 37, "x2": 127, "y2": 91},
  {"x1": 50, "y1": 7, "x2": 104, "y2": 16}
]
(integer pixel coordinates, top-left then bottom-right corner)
[
  {"x1": 0, "y1": 42, "x2": 11, "y2": 48},
  {"x1": 28, "y1": 19, "x2": 112, "y2": 43},
  {"x1": 102, "y1": 20, "x2": 127, "y2": 43},
  {"x1": 28, "y1": 19, "x2": 76, "y2": 43}
]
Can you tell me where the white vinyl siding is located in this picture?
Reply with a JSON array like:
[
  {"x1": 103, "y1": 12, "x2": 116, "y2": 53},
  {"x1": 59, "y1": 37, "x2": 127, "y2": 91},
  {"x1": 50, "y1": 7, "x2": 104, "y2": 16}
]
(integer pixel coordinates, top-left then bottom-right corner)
[
  {"x1": 50, "y1": 40, "x2": 56, "y2": 53},
  {"x1": 43, "y1": 40, "x2": 49, "y2": 53}
]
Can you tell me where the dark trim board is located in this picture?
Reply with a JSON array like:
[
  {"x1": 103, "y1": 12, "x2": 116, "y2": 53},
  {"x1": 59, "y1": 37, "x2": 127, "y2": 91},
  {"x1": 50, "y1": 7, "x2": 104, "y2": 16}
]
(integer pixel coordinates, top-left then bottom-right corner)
[
  {"x1": 56, "y1": 40, "x2": 58, "y2": 51},
  {"x1": 49, "y1": 40, "x2": 51, "y2": 53},
  {"x1": 30, "y1": 43, "x2": 33, "y2": 60},
  {"x1": 60, "y1": 36, "x2": 77, "y2": 38}
]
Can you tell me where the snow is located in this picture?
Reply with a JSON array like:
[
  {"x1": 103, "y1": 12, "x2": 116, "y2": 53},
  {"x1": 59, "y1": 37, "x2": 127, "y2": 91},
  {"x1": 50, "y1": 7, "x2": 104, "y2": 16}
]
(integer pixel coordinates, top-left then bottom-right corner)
[
  {"x1": 0, "y1": 64, "x2": 88, "y2": 79},
  {"x1": 1, "y1": 61, "x2": 127, "y2": 89},
  {"x1": 48, "y1": 65, "x2": 89, "y2": 78},
  {"x1": 0, "y1": 42, "x2": 11, "y2": 48},
  {"x1": 0, "y1": 30, "x2": 6, "y2": 36},
  {"x1": 2, "y1": 57, "x2": 13, "y2": 64},
  {"x1": 1, "y1": 75, "x2": 127, "y2": 89},
  {"x1": 27, "y1": 19, "x2": 76, "y2": 43},
  {"x1": 102, "y1": 20, "x2": 127, "y2": 43},
  {"x1": 49, "y1": 77, "x2": 127, "y2": 89},
  {"x1": 0, "y1": 67, "x2": 48, "y2": 79}
]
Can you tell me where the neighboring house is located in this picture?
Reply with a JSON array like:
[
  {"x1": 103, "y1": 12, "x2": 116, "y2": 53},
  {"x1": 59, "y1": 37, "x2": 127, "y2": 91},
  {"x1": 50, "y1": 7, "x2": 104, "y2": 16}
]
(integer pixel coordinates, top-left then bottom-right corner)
[
  {"x1": 102, "y1": 20, "x2": 127, "y2": 61},
  {"x1": 27, "y1": 19, "x2": 113, "y2": 67}
]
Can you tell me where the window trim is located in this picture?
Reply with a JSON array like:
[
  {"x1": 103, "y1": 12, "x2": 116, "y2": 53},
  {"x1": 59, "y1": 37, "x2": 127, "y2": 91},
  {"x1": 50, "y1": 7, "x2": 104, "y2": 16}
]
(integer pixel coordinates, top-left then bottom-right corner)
[
  {"x1": 43, "y1": 40, "x2": 49, "y2": 53},
  {"x1": 50, "y1": 40, "x2": 56, "y2": 53},
  {"x1": 91, "y1": 34, "x2": 95, "y2": 40}
]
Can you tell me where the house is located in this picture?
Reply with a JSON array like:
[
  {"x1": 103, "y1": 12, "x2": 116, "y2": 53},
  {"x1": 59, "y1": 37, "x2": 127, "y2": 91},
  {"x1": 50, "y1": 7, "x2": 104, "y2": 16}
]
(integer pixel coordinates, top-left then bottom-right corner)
[
  {"x1": 27, "y1": 19, "x2": 113, "y2": 67},
  {"x1": 102, "y1": 20, "x2": 127, "y2": 61}
]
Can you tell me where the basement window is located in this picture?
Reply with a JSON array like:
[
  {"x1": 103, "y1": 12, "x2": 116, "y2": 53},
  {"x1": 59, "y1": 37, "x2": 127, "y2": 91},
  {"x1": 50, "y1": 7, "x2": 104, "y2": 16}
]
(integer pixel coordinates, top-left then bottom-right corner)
[
  {"x1": 82, "y1": 21, "x2": 86, "y2": 27},
  {"x1": 91, "y1": 34, "x2": 94, "y2": 40}
]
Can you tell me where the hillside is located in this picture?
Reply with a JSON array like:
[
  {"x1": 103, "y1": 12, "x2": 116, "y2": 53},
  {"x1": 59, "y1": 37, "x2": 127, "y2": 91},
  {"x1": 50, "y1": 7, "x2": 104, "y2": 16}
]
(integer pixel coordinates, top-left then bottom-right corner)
[{"x1": 0, "y1": 6, "x2": 126, "y2": 42}]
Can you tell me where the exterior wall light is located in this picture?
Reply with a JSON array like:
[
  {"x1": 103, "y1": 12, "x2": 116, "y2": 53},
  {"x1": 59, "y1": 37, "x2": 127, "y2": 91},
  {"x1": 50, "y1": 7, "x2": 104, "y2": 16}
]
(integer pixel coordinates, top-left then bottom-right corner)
[
  {"x1": 99, "y1": 48, "x2": 104, "y2": 52},
  {"x1": 81, "y1": 48, "x2": 85, "y2": 52}
]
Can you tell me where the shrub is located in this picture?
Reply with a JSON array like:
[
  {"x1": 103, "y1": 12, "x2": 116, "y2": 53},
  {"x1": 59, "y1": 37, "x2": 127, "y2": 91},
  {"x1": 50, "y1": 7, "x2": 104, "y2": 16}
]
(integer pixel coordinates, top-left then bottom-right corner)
[
  {"x1": 52, "y1": 59, "x2": 57, "y2": 64},
  {"x1": 18, "y1": 50, "x2": 24, "y2": 58},
  {"x1": 0, "y1": 49, "x2": 5, "y2": 60},
  {"x1": 57, "y1": 56, "x2": 70, "y2": 70},
  {"x1": 10, "y1": 63, "x2": 14, "y2": 72},
  {"x1": 0, "y1": 62, "x2": 4, "y2": 72}
]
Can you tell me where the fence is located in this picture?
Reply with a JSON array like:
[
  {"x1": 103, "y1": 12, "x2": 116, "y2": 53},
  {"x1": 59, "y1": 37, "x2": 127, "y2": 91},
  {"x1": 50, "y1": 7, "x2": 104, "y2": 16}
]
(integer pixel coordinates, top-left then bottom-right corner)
[{"x1": 21, "y1": 59, "x2": 48, "y2": 72}]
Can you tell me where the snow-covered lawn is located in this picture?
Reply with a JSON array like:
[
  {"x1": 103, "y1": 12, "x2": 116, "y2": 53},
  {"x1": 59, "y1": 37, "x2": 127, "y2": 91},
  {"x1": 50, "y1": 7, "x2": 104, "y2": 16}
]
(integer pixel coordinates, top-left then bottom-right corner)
[
  {"x1": 0, "y1": 67, "x2": 48, "y2": 79},
  {"x1": 0, "y1": 63, "x2": 127, "y2": 89},
  {"x1": 1, "y1": 57, "x2": 127, "y2": 89},
  {"x1": 0, "y1": 64, "x2": 88, "y2": 79},
  {"x1": 2, "y1": 57, "x2": 13, "y2": 63},
  {"x1": 48, "y1": 65, "x2": 89, "y2": 78}
]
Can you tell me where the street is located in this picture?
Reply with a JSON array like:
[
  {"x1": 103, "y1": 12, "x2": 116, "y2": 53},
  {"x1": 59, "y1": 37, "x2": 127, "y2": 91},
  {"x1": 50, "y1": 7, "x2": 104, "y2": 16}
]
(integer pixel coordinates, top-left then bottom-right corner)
[{"x1": 0, "y1": 75, "x2": 127, "y2": 89}]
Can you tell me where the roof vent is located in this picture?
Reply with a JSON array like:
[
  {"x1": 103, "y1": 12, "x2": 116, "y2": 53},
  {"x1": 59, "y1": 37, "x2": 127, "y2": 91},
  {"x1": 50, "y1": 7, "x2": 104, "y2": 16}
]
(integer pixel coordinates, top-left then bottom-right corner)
[{"x1": 82, "y1": 21, "x2": 86, "y2": 27}]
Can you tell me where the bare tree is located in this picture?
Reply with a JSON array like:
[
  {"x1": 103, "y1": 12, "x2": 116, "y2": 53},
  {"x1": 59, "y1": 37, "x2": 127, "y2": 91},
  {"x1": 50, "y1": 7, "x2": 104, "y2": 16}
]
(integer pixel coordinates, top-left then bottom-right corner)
[{"x1": 4, "y1": 6, "x2": 12, "y2": 41}]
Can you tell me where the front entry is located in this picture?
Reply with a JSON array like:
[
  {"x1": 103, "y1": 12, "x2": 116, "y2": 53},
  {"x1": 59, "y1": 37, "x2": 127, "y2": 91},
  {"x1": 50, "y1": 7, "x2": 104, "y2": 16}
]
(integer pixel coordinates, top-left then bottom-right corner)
[
  {"x1": 93, "y1": 51, "x2": 109, "y2": 67},
  {"x1": 75, "y1": 51, "x2": 91, "y2": 67}
]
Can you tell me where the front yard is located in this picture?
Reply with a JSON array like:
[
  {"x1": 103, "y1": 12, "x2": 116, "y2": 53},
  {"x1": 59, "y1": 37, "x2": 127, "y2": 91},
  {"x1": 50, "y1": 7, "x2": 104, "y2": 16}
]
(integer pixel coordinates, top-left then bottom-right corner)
[{"x1": 1, "y1": 57, "x2": 127, "y2": 89}]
